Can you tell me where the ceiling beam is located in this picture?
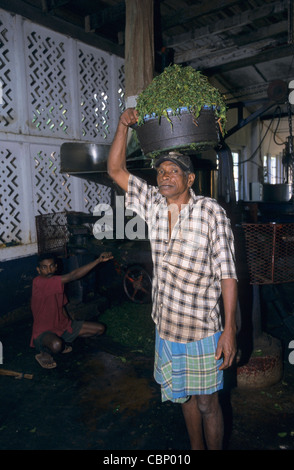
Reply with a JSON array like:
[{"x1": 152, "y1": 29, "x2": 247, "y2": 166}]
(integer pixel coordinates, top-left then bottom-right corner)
[
  {"x1": 202, "y1": 43, "x2": 294, "y2": 76},
  {"x1": 160, "y1": 0, "x2": 241, "y2": 31},
  {"x1": 85, "y1": 2, "x2": 125, "y2": 32},
  {"x1": 0, "y1": 0, "x2": 124, "y2": 57},
  {"x1": 41, "y1": 0, "x2": 71, "y2": 13},
  {"x1": 233, "y1": 21, "x2": 288, "y2": 47},
  {"x1": 165, "y1": 0, "x2": 288, "y2": 48},
  {"x1": 175, "y1": 35, "x2": 286, "y2": 66}
]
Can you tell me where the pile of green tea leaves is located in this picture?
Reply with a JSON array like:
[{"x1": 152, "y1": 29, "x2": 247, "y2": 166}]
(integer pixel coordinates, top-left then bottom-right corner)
[
  {"x1": 101, "y1": 301, "x2": 155, "y2": 357},
  {"x1": 136, "y1": 64, "x2": 227, "y2": 134}
]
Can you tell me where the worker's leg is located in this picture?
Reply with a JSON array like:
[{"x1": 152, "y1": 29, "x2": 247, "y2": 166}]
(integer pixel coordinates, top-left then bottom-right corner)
[
  {"x1": 77, "y1": 321, "x2": 105, "y2": 337},
  {"x1": 60, "y1": 320, "x2": 104, "y2": 350},
  {"x1": 198, "y1": 392, "x2": 224, "y2": 449},
  {"x1": 182, "y1": 392, "x2": 223, "y2": 450},
  {"x1": 34, "y1": 331, "x2": 63, "y2": 368},
  {"x1": 40, "y1": 332, "x2": 64, "y2": 353},
  {"x1": 34, "y1": 331, "x2": 63, "y2": 354},
  {"x1": 181, "y1": 396, "x2": 205, "y2": 450}
]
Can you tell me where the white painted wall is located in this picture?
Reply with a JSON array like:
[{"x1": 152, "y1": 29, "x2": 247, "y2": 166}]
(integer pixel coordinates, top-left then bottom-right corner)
[{"x1": 0, "y1": 9, "x2": 125, "y2": 261}]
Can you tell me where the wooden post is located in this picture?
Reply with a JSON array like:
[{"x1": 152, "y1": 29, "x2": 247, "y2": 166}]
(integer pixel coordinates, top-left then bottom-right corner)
[{"x1": 124, "y1": 0, "x2": 154, "y2": 107}]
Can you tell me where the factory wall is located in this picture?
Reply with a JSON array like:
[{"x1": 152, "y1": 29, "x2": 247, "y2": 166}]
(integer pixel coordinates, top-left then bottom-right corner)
[{"x1": 0, "y1": 9, "x2": 124, "y2": 318}]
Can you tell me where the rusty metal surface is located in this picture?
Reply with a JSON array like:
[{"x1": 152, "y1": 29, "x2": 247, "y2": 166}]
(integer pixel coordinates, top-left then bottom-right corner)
[{"x1": 243, "y1": 223, "x2": 294, "y2": 285}]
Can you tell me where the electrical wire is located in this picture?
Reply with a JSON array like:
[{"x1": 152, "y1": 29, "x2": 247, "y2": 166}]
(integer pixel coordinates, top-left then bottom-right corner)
[
  {"x1": 238, "y1": 105, "x2": 289, "y2": 165},
  {"x1": 239, "y1": 114, "x2": 275, "y2": 164},
  {"x1": 272, "y1": 106, "x2": 286, "y2": 146}
]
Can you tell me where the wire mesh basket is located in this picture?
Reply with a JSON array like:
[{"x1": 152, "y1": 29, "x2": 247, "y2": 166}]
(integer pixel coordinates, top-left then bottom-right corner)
[
  {"x1": 35, "y1": 212, "x2": 69, "y2": 255},
  {"x1": 243, "y1": 223, "x2": 294, "y2": 284}
]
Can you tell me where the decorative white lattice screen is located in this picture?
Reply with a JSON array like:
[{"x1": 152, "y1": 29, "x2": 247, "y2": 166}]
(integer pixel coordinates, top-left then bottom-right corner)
[
  {"x1": 0, "y1": 11, "x2": 18, "y2": 132},
  {"x1": 0, "y1": 143, "x2": 23, "y2": 246},
  {"x1": 83, "y1": 180, "x2": 112, "y2": 215},
  {"x1": 32, "y1": 144, "x2": 74, "y2": 214},
  {"x1": 25, "y1": 25, "x2": 72, "y2": 137},
  {"x1": 0, "y1": 9, "x2": 124, "y2": 260},
  {"x1": 78, "y1": 46, "x2": 110, "y2": 141}
]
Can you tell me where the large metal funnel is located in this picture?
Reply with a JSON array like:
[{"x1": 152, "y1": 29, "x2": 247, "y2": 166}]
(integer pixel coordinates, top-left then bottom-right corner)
[{"x1": 60, "y1": 142, "x2": 155, "y2": 186}]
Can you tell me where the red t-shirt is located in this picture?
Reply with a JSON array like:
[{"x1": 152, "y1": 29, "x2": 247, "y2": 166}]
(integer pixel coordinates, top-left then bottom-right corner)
[{"x1": 30, "y1": 275, "x2": 73, "y2": 347}]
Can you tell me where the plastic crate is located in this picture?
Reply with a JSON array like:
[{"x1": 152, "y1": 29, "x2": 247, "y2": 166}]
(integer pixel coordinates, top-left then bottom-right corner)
[{"x1": 35, "y1": 212, "x2": 69, "y2": 255}]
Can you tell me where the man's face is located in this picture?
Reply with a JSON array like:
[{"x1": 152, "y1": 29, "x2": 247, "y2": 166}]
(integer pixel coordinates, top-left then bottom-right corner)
[
  {"x1": 156, "y1": 161, "x2": 194, "y2": 201},
  {"x1": 37, "y1": 259, "x2": 57, "y2": 278}
]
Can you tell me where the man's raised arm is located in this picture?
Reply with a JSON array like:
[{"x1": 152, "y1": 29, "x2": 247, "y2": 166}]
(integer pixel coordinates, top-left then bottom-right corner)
[
  {"x1": 107, "y1": 108, "x2": 139, "y2": 192},
  {"x1": 61, "y1": 252, "x2": 113, "y2": 284}
]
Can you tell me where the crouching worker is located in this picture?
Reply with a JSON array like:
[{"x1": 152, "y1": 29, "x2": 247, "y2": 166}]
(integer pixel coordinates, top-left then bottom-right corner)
[{"x1": 30, "y1": 252, "x2": 113, "y2": 369}]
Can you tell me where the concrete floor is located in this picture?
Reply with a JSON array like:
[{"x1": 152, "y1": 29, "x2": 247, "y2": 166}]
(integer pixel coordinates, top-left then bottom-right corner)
[{"x1": 0, "y1": 291, "x2": 294, "y2": 453}]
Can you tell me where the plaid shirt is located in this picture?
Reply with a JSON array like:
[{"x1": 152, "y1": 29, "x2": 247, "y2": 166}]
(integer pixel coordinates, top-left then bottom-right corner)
[{"x1": 125, "y1": 174, "x2": 237, "y2": 343}]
